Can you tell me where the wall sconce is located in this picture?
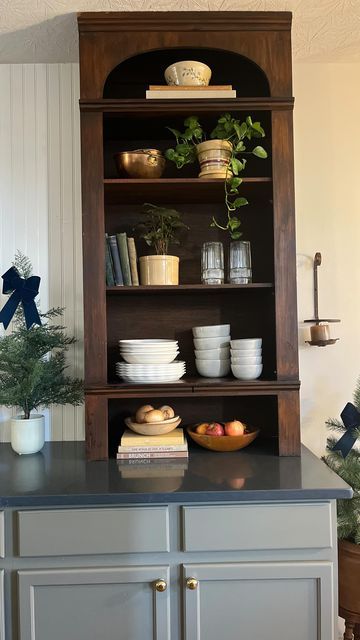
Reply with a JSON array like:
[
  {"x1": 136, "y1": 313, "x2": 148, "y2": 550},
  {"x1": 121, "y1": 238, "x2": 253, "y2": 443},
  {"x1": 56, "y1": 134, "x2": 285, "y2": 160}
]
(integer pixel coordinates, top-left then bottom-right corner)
[{"x1": 304, "y1": 252, "x2": 340, "y2": 347}]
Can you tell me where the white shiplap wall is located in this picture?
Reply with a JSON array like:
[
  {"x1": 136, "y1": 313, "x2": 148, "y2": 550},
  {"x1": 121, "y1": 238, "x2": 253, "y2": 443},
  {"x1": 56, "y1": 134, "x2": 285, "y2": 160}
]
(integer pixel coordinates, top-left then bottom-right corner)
[{"x1": 0, "y1": 64, "x2": 84, "y2": 442}]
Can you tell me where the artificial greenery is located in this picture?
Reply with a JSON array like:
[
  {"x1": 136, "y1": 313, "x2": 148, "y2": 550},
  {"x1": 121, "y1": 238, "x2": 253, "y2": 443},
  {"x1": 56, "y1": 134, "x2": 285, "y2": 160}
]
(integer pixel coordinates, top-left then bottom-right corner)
[
  {"x1": 137, "y1": 203, "x2": 189, "y2": 255},
  {"x1": 0, "y1": 253, "x2": 83, "y2": 420},
  {"x1": 323, "y1": 378, "x2": 360, "y2": 544},
  {"x1": 165, "y1": 113, "x2": 267, "y2": 239}
]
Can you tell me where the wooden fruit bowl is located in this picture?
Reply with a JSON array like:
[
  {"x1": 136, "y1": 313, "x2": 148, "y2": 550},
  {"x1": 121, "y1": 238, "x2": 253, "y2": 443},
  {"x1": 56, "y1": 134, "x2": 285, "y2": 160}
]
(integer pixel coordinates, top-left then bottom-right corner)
[
  {"x1": 125, "y1": 416, "x2": 181, "y2": 436},
  {"x1": 186, "y1": 426, "x2": 259, "y2": 452}
]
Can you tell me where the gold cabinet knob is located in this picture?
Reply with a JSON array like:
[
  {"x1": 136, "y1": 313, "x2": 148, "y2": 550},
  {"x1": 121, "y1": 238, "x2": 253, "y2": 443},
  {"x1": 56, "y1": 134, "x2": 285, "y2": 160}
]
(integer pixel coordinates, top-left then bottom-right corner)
[
  {"x1": 186, "y1": 577, "x2": 199, "y2": 590},
  {"x1": 154, "y1": 579, "x2": 167, "y2": 592}
]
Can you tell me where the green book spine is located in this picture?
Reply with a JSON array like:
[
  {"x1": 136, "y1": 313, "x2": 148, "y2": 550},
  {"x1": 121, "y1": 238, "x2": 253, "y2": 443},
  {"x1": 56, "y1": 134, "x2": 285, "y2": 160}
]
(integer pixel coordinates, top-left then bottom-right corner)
[
  {"x1": 105, "y1": 234, "x2": 115, "y2": 286},
  {"x1": 116, "y1": 232, "x2": 132, "y2": 286},
  {"x1": 127, "y1": 237, "x2": 139, "y2": 286}
]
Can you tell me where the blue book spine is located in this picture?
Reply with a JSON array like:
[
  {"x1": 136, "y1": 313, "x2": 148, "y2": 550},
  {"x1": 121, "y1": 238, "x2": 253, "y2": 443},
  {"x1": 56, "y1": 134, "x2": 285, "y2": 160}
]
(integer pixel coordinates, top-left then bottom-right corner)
[{"x1": 108, "y1": 235, "x2": 124, "y2": 286}]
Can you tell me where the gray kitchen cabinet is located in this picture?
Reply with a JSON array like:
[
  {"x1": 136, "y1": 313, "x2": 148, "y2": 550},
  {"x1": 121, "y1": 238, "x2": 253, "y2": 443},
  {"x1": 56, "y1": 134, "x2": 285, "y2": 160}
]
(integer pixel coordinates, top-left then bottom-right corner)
[
  {"x1": 0, "y1": 499, "x2": 340, "y2": 639},
  {"x1": 0, "y1": 570, "x2": 4, "y2": 640},
  {"x1": 18, "y1": 565, "x2": 170, "y2": 640},
  {"x1": 183, "y1": 561, "x2": 334, "y2": 640}
]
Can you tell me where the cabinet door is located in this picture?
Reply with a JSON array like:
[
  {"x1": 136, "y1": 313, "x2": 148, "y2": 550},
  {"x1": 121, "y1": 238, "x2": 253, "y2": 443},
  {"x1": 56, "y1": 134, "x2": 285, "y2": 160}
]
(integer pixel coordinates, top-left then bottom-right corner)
[
  {"x1": 0, "y1": 570, "x2": 4, "y2": 640},
  {"x1": 183, "y1": 562, "x2": 334, "y2": 640},
  {"x1": 18, "y1": 565, "x2": 170, "y2": 640}
]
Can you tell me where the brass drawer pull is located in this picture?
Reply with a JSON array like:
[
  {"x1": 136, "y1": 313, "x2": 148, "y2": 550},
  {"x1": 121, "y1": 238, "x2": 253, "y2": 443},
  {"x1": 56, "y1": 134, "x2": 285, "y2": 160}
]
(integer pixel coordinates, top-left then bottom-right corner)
[
  {"x1": 186, "y1": 577, "x2": 199, "y2": 590},
  {"x1": 154, "y1": 579, "x2": 167, "y2": 592}
]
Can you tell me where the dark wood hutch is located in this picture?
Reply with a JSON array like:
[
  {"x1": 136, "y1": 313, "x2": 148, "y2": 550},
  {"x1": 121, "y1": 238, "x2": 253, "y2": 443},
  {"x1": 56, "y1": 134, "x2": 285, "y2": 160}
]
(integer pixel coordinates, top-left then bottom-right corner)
[{"x1": 78, "y1": 11, "x2": 300, "y2": 460}]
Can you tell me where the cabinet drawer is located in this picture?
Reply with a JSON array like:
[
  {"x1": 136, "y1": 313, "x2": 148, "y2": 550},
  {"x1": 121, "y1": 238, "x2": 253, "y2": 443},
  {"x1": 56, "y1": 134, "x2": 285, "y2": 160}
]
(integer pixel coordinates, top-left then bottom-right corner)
[
  {"x1": 182, "y1": 503, "x2": 332, "y2": 551},
  {"x1": 17, "y1": 506, "x2": 169, "y2": 557},
  {"x1": 0, "y1": 512, "x2": 3, "y2": 558}
]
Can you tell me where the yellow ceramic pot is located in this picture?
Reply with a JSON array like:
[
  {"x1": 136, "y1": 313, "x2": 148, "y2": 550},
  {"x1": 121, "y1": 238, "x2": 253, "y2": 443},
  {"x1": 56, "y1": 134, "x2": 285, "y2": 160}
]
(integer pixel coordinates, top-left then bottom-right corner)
[{"x1": 139, "y1": 255, "x2": 179, "y2": 285}]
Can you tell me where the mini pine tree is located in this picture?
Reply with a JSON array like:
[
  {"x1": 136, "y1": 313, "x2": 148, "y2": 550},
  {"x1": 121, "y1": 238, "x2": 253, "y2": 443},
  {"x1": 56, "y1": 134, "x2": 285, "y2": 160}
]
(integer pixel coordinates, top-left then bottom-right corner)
[
  {"x1": 323, "y1": 378, "x2": 360, "y2": 544},
  {"x1": 0, "y1": 253, "x2": 83, "y2": 420}
]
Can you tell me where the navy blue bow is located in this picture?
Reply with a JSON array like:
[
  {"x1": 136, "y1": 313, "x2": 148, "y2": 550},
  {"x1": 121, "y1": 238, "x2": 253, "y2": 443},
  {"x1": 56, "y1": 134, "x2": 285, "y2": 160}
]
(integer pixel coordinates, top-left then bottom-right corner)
[
  {"x1": 332, "y1": 402, "x2": 360, "y2": 458},
  {"x1": 0, "y1": 266, "x2": 41, "y2": 330}
]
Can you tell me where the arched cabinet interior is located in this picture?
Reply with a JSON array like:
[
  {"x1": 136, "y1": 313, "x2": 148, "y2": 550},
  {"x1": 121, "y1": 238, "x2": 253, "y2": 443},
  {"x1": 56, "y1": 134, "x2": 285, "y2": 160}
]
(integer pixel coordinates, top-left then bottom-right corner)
[{"x1": 78, "y1": 11, "x2": 299, "y2": 460}]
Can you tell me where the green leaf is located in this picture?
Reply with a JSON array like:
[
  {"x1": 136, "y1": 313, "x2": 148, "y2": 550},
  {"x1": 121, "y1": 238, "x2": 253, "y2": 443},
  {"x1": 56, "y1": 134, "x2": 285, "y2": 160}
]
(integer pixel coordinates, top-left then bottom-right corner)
[
  {"x1": 246, "y1": 115, "x2": 253, "y2": 127},
  {"x1": 228, "y1": 176, "x2": 242, "y2": 190},
  {"x1": 230, "y1": 230, "x2": 242, "y2": 240},
  {"x1": 228, "y1": 217, "x2": 241, "y2": 230},
  {"x1": 233, "y1": 197, "x2": 248, "y2": 207},
  {"x1": 184, "y1": 115, "x2": 200, "y2": 128},
  {"x1": 252, "y1": 145, "x2": 268, "y2": 158},
  {"x1": 165, "y1": 148, "x2": 176, "y2": 160}
]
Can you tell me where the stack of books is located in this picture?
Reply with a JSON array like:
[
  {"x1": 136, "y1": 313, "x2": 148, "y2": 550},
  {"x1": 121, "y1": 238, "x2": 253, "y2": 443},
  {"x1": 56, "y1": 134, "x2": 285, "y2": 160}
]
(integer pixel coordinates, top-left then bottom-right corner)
[
  {"x1": 146, "y1": 85, "x2": 236, "y2": 99},
  {"x1": 105, "y1": 232, "x2": 139, "y2": 286},
  {"x1": 117, "y1": 428, "x2": 188, "y2": 461}
]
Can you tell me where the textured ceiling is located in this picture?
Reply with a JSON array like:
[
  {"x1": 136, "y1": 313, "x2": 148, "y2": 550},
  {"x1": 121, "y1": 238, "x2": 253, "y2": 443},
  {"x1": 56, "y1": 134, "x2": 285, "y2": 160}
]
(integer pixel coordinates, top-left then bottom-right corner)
[{"x1": 0, "y1": 0, "x2": 360, "y2": 63}]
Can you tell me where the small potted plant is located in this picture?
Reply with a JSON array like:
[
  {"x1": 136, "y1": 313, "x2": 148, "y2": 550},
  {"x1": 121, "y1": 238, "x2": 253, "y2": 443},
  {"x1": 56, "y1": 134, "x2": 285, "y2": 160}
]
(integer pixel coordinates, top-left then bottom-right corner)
[
  {"x1": 166, "y1": 114, "x2": 267, "y2": 274},
  {"x1": 137, "y1": 203, "x2": 189, "y2": 285},
  {"x1": 323, "y1": 380, "x2": 360, "y2": 637},
  {"x1": 0, "y1": 253, "x2": 83, "y2": 454}
]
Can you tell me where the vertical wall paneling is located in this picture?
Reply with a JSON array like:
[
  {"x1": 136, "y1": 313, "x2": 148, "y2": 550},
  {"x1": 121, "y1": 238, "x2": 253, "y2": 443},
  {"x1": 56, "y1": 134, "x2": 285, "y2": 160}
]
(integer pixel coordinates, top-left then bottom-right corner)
[
  {"x1": 47, "y1": 62, "x2": 84, "y2": 441},
  {"x1": 0, "y1": 63, "x2": 83, "y2": 442}
]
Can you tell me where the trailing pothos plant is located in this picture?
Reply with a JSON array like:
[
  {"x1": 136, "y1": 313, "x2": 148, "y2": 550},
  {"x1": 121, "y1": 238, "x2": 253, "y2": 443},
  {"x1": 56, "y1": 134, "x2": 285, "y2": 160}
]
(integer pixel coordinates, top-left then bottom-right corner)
[
  {"x1": 137, "y1": 203, "x2": 189, "y2": 255},
  {"x1": 165, "y1": 113, "x2": 267, "y2": 240}
]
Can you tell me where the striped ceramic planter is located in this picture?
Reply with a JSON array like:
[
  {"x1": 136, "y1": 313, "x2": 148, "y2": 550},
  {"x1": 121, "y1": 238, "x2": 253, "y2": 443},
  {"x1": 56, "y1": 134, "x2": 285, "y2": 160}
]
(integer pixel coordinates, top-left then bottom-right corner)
[{"x1": 196, "y1": 139, "x2": 232, "y2": 179}]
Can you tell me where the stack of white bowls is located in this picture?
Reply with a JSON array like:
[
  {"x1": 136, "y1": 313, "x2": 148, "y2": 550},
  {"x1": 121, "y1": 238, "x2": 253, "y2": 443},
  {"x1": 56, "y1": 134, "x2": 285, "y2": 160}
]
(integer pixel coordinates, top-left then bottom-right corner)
[
  {"x1": 193, "y1": 325, "x2": 231, "y2": 377},
  {"x1": 230, "y1": 338, "x2": 263, "y2": 380},
  {"x1": 117, "y1": 339, "x2": 185, "y2": 383}
]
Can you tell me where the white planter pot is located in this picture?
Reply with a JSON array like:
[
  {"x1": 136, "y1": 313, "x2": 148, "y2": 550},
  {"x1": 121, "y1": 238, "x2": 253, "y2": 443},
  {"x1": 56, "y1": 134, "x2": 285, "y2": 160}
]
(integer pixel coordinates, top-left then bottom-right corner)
[{"x1": 10, "y1": 414, "x2": 45, "y2": 455}]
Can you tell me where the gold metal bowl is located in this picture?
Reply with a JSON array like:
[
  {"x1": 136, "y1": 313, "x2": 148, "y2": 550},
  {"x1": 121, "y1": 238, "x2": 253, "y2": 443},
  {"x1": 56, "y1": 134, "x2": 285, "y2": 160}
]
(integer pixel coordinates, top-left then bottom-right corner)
[{"x1": 114, "y1": 149, "x2": 166, "y2": 179}]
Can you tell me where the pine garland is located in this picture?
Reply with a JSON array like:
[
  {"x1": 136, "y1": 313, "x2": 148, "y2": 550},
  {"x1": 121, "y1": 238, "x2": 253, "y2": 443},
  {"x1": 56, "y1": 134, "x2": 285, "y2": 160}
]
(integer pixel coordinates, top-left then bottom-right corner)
[
  {"x1": 0, "y1": 253, "x2": 83, "y2": 420},
  {"x1": 323, "y1": 378, "x2": 360, "y2": 544}
]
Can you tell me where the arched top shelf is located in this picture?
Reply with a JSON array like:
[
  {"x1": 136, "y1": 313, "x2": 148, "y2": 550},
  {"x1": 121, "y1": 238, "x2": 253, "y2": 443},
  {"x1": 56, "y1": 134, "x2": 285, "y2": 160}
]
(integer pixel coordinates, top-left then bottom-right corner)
[{"x1": 103, "y1": 47, "x2": 270, "y2": 99}]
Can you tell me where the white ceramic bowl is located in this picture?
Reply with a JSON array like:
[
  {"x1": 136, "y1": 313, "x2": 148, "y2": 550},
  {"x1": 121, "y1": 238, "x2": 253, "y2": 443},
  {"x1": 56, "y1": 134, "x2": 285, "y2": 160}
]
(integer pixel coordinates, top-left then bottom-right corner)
[
  {"x1": 164, "y1": 60, "x2": 212, "y2": 86},
  {"x1": 121, "y1": 352, "x2": 179, "y2": 364},
  {"x1": 230, "y1": 348, "x2": 262, "y2": 357},
  {"x1": 192, "y1": 324, "x2": 230, "y2": 338},
  {"x1": 193, "y1": 335, "x2": 230, "y2": 350},
  {"x1": 231, "y1": 356, "x2": 262, "y2": 365},
  {"x1": 231, "y1": 363, "x2": 263, "y2": 380},
  {"x1": 230, "y1": 338, "x2": 262, "y2": 349},
  {"x1": 195, "y1": 359, "x2": 230, "y2": 377},
  {"x1": 194, "y1": 347, "x2": 230, "y2": 360}
]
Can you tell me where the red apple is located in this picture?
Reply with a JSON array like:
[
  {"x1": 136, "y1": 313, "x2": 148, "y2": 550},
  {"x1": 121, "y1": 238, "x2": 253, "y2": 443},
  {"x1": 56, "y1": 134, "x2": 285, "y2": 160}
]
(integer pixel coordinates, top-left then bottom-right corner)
[
  {"x1": 227, "y1": 477, "x2": 246, "y2": 489},
  {"x1": 205, "y1": 422, "x2": 224, "y2": 436},
  {"x1": 224, "y1": 420, "x2": 246, "y2": 436}
]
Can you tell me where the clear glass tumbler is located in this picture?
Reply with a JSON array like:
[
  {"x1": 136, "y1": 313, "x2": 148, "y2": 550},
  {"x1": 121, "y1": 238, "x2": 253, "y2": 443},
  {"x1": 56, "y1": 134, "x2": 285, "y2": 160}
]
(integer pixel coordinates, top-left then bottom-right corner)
[
  {"x1": 201, "y1": 242, "x2": 224, "y2": 284},
  {"x1": 229, "y1": 240, "x2": 252, "y2": 284}
]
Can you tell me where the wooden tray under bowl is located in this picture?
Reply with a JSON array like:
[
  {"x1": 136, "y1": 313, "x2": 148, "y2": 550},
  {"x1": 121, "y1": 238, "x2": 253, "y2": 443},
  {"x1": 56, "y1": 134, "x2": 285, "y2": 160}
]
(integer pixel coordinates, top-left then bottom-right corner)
[{"x1": 125, "y1": 416, "x2": 181, "y2": 435}]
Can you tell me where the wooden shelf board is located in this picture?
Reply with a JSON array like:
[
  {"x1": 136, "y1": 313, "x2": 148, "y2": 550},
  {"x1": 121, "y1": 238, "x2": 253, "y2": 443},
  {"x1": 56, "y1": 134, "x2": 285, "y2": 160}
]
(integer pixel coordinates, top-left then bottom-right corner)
[
  {"x1": 106, "y1": 283, "x2": 274, "y2": 295},
  {"x1": 104, "y1": 177, "x2": 272, "y2": 204},
  {"x1": 81, "y1": 97, "x2": 294, "y2": 114},
  {"x1": 86, "y1": 378, "x2": 300, "y2": 399}
]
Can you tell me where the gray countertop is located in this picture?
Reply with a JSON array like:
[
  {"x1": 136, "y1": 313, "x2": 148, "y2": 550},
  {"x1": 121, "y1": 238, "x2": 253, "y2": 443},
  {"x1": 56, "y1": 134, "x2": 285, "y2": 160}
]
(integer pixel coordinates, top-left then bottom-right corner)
[{"x1": 0, "y1": 441, "x2": 352, "y2": 507}]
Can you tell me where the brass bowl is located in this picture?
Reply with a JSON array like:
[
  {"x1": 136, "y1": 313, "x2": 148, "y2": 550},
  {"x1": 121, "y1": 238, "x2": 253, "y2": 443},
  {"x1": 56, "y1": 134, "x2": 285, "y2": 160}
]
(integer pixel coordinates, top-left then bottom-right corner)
[
  {"x1": 186, "y1": 426, "x2": 259, "y2": 452},
  {"x1": 114, "y1": 149, "x2": 166, "y2": 179}
]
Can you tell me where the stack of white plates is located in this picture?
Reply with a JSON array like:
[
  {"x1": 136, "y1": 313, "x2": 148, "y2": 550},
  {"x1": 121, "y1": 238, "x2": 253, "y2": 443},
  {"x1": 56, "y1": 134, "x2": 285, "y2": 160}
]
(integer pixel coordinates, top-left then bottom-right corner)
[
  {"x1": 116, "y1": 362, "x2": 186, "y2": 383},
  {"x1": 117, "y1": 339, "x2": 185, "y2": 383},
  {"x1": 119, "y1": 339, "x2": 179, "y2": 364},
  {"x1": 192, "y1": 325, "x2": 231, "y2": 377},
  {"x1": 230, "y1": 338, "x2": 263, "y2": 380}
]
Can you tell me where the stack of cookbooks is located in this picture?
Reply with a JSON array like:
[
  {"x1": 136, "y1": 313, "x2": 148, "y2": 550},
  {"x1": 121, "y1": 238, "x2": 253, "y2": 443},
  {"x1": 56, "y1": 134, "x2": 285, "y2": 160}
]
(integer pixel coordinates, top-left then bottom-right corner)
[
  {"x1": 145, "y1": 85, "x2": 236, "y2": 99},
  {"x1": 117, "y1": 428, "x2": 188, "y2": 461},
  {"x1": 105, "y1": 232, "x2": 139, "y2": 287}
]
